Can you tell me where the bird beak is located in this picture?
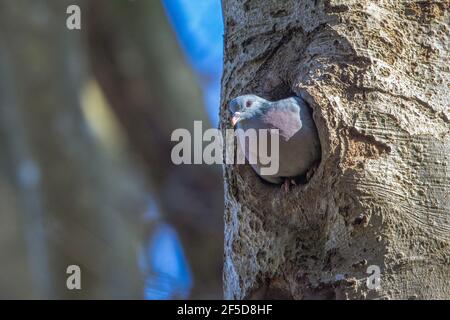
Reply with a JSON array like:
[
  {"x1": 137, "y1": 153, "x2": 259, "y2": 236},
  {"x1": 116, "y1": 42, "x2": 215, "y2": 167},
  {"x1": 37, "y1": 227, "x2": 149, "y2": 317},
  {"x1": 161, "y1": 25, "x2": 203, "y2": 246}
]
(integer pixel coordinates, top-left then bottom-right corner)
[{"x1": 231, "y1": 112, "x2": 241, "y2": 127}]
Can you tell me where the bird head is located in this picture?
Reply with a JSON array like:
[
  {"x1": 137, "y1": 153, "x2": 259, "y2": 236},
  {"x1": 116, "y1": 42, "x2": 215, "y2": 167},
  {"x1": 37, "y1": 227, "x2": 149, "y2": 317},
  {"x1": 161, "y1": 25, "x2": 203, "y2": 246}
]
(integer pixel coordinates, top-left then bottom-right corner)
[{"x1": 228, "y1": 95, "x2": 268, "y2": 127}]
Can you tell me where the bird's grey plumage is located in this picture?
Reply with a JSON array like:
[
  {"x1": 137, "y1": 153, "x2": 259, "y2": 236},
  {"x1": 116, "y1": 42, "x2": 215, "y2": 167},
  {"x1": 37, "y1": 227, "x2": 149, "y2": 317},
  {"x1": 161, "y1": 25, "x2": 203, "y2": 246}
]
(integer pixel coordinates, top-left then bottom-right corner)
[{"x1": 229, "y1": 94, "x2": 320, "y2": 184}]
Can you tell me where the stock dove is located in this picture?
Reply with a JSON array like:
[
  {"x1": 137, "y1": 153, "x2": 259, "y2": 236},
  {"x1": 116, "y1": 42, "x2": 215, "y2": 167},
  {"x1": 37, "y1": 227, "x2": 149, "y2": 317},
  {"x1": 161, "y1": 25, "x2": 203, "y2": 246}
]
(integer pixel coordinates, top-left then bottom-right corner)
[{"x1": 229, "y1": 94, "x2": 320, "y2": 189}]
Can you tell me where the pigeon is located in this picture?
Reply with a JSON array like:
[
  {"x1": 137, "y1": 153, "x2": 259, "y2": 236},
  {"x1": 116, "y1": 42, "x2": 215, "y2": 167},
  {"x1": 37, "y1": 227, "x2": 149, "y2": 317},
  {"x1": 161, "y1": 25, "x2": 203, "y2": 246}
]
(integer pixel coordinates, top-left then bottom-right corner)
[{"x1": 228, "y1": 94, "x2": 320, "y2": 189}]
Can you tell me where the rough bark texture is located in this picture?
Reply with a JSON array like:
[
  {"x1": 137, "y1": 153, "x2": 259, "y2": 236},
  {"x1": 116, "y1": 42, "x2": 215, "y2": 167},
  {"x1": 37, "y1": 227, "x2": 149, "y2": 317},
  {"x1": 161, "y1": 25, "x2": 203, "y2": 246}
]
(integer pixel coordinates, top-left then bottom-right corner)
[{"x1": 221, "y1": 0, "x2": 449, "y2": 299}]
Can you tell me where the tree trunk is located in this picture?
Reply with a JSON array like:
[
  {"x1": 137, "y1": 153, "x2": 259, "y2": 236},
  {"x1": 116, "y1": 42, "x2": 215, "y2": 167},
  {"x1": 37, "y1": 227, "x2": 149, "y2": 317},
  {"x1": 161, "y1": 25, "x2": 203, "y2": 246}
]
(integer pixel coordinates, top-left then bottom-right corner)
[{"x1": 221, "y1": 0, "x2": 449, "y2": 299}]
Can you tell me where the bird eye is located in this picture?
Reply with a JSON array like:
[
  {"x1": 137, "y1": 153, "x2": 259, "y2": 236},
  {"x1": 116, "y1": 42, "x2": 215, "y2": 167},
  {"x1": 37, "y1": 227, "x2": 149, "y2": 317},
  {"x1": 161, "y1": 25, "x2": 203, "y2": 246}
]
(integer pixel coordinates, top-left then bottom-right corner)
[{"x1": 245, "y1": 100, "x2": 252, "y2": 108}]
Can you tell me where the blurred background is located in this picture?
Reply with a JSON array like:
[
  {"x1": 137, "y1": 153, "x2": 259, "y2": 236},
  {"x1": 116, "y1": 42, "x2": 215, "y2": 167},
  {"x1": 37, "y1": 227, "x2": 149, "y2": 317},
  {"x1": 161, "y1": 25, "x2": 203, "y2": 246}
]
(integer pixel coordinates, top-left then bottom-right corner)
[{"x1": 0, "y1": 0, "x2": 224, "y2": 299}]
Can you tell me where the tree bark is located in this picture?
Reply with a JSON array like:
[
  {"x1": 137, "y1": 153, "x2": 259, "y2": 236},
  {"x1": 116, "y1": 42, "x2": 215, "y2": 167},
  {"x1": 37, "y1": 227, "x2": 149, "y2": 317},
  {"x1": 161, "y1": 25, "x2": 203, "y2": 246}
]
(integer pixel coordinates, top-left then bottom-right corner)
[{"x1": 221, "y1": 0, "x2": 449, "y2": 299}]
